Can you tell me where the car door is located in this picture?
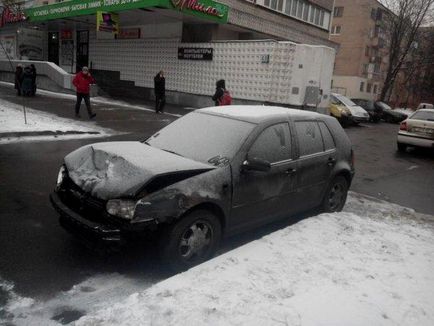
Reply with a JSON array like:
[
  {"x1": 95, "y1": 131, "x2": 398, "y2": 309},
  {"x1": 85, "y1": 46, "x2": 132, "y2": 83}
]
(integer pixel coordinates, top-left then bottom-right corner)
[
  {"x1": 292, "y1": 120, "x2": 337, "y2": 212},
  {"x1": 230, "y1": 122, "x2": 297, "y2": 231}
]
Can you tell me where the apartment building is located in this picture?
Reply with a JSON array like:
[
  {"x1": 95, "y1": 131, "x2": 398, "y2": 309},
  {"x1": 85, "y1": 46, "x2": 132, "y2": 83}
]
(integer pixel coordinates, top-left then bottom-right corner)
[{"x1": 330, "y1": 0, "x2": 390, "y2": 101}]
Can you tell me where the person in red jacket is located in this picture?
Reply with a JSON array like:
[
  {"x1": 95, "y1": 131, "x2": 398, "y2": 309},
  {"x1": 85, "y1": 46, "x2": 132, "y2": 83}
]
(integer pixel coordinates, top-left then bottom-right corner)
[{"x1": 72, "y1": 66, "x2": 96, "y2": 119}]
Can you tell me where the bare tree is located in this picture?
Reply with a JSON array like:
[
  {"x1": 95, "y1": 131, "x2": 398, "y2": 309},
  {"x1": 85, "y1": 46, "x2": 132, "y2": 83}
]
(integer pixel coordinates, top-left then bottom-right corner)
[{"x1": 379, "y1": 0, "x2": 434, "y2": 101}]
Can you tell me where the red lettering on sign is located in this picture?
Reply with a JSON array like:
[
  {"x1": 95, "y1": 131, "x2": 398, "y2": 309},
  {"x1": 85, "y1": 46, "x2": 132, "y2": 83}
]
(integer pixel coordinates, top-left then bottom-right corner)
[
  {"x1": 0, "y1": 7, "x2": 26, "y2": 28},
  {"x1": 171, "y1": 0, "x2": 224, "y2": 18}
]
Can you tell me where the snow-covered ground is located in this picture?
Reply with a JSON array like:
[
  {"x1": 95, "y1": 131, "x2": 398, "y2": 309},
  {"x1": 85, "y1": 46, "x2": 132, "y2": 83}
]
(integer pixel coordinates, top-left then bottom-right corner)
[
  {"x1": 0, "y1": 98, "x2": 116, "y2": 144},
  {"x1": 1, "y1": 192, "x2": 433, "y2": 325}
]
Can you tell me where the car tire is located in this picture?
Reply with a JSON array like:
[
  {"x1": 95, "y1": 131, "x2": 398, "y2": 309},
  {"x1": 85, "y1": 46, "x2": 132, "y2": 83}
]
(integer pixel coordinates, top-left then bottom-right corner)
[
  {"x1": 321, "y1": 176, "x2": 349, "y2": 213},
  {"x1": 397, "y1": 142, "x2": 407, "y2": 152},
  {"x1": 159, "y1": 209, "x2": 222, "y2": 272}
]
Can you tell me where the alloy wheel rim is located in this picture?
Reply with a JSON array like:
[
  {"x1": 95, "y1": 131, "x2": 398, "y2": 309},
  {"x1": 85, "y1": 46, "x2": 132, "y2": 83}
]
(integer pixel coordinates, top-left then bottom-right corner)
[
  {"x1": 178, "y1": 221, "x2": 213, "y2": 262},
  {"x1": 329, "y1": 183, "x2": 345, "y2": 211}
]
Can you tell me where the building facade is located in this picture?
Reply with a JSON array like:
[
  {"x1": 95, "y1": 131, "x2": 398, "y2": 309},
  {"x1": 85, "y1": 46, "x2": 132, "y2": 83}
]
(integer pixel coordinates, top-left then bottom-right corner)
[
  {"x1": 330, "y1": 0, "x2": 389, "y2": 101},
  {"x1": 1, "y1": 0, "x2": 336, "y2": 108}
]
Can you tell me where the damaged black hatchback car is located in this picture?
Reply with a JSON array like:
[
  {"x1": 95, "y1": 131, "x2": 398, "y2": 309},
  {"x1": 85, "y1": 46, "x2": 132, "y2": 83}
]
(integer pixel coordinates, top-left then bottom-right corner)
[{"x1": 50, "y1": 106, "x2": 354, "y2": 270}]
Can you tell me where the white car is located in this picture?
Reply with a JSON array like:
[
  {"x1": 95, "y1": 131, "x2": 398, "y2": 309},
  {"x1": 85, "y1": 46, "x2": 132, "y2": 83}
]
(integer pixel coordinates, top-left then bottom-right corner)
[
  {"x1": 397, "y1": 109, "x2": 434, "y2": 151},
  {"x1": 417, "y1": 103, "x2": 433, "y2": 110},
  {"x1": 331, "y1": 93, "x2": 370, "y2": 124}
]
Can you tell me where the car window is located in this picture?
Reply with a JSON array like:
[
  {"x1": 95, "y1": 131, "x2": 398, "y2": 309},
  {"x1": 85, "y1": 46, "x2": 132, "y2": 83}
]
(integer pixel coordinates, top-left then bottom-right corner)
[
  {"x1": 330, "y1": 95, "x2": 341, "y2": 105},
  {"x1": 410, "y1": 111, "x2": 434, "y2": 121},
  {"x1": 295, "y1": 121, "x2": 324, "y2": 157},
  {"x1": 248, "y1": 123, "x2": 291, "y2": 163},
  {"x1": 319, "y1": 122, "x2": 335, "y2": 151},
  {"x1": 147, "y1": 112, "x2": 256, "y2": 164}
]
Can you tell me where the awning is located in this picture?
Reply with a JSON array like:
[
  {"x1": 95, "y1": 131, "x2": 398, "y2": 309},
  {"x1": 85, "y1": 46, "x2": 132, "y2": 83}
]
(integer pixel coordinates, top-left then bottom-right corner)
[{"x1": 25, "y1": 0, "x2": 229, "y2": 24}]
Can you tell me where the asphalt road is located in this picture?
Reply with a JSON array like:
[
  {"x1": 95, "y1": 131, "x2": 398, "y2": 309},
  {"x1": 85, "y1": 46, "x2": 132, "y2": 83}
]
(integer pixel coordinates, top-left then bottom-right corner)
[{"x1": 1, "y1": 91, "x2": 433, "y2": 322}]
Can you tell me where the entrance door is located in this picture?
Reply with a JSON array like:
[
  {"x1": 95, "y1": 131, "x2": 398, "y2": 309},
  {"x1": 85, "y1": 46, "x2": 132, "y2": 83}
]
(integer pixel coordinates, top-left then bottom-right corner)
[
  {"x1": 76, "y1": 30, "x2": 89, "y2": 72},
  {"x1": 48, "y1": 32, "x2": 59, "y2": 65}
]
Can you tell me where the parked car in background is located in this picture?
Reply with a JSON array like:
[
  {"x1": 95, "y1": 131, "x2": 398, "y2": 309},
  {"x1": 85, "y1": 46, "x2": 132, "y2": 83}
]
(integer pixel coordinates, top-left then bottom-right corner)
[
  {"x1": 330, "y1": 93, "x2": 369, "y2": 126},
  {"x1": 351, "y1": 98, "x2": 383, "y2": 122},
  {"x1": 377, "y1": 102, "x2": 407, "y2": 123},
  {"x1": 397, "y1": 109, "x2": 434, "y2": 152},
  {"x1": 417, "y1": 103, "x2": 433, "y2": 110},
  {"x1": 50, "y1": 106, "x2": 355, "y2": 271}
]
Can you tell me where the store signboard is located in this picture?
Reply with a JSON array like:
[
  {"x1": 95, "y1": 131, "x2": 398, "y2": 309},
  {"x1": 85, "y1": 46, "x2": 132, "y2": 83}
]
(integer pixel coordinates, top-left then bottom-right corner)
[
  {"x1": 97, "y1": 12, "x2": 120, "y2": 34},
  {"x1": 178, "y1": 47, "x2": 213, "y2": 61},
  {"x1": 25, "y1": 0, "x2": 229, "y2": 24},
  {"x1": 117, "y1": 28, "x2": 141, "y2": 39},
  {"x1": 0, "y1": 7, "x2": 26, "y2": 28}
]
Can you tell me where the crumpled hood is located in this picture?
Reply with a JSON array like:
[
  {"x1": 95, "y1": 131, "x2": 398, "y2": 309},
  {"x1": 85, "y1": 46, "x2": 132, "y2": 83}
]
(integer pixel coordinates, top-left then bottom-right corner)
[{"x1": 64, "y1": 142, "x2": 214, "y2": 200}]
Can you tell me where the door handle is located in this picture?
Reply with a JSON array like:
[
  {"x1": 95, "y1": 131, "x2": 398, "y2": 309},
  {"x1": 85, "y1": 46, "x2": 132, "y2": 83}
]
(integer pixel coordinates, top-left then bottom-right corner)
[
  {"x1": 327, "y1": 157, "x2": 336, "y2": 166},
  {"x1": 285, "y1": 168, "x2": 297, "y2": 175}
]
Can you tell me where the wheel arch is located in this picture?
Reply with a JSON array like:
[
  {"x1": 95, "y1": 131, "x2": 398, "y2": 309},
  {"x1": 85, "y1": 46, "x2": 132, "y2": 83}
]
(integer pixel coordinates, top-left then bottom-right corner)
[{"x1": 180, "y1": 202, "x2": 227, "y2": 233}]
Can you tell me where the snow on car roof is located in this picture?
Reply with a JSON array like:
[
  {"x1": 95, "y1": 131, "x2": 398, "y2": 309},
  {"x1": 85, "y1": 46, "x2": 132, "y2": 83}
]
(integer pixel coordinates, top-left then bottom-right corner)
[{"x1": 198, "y1": 105, "x2": 322, "y2": 123}]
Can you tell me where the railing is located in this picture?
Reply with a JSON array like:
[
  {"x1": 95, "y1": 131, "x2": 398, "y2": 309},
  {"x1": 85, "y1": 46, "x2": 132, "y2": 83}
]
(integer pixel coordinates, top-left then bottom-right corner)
[{"x1": 0, "y1": 59, "x2": 73, "y2": 90}]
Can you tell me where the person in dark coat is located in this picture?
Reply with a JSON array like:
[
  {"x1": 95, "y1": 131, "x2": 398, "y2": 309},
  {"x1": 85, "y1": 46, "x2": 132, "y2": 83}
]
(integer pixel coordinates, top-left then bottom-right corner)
[
  {"x1": 72, "y1": 66, "x2": 96, "y2": 119},
  {"x1": 14, "y1": 65, "x2": 23, "y2": 96},
  {"x1": 212, "y1": 79, "x2": 226, "y2": 106},
  {"x1": 21, "y1": 66, "x2": 34, "y2": 96},
  {"x1": 154, "y1": 71, "x2": 166, "y2": 114},
  {"x1": 30, "y1": 64, "x2": 37, "y2": 96}
]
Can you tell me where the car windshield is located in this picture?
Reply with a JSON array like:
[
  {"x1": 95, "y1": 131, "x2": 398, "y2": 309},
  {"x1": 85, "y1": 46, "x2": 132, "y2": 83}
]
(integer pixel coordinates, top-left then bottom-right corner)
[
  {"x1": 376, "y1": 102, "x2": 392, "y2": 111},
  {"x1": 146, "y1": 112, "x2": 256, "y2": 164},
  {"x1": 353, "y1": 99, "x2": 374, "y2": 110},
  {"x1": 410, "y1": 111, "x2": 434, "y2": 121},
  {"x1": 334, "y1": 94, "x2": 357, "y2": 107}
]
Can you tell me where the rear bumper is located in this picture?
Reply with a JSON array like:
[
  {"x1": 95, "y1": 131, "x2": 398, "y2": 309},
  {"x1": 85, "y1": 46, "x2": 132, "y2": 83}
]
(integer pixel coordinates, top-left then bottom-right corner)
[{"x1": 398, "y1": 133, "x2": 434, "y2": 148}]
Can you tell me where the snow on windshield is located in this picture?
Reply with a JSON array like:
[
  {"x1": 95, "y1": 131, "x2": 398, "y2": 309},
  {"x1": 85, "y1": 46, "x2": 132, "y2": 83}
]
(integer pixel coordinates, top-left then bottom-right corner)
[
  {"x1": 147, "y1": 112, "x2": 256, "y2": 164},
  {"x1": 334, "y1": 94, "x2": 357, "y2": 107}
]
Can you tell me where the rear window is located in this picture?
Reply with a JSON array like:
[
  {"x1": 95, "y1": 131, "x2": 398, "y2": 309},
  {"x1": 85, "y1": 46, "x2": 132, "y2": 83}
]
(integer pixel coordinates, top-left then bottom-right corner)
[
  {"x1": 410, "y1": 111, "x2": 434, "y2": 121},
  {"x1": 319, "y1": 122, "x2": 336, "y2": 151},
  {"x1": 295, "y1": 121, "x2": 323, "y2": 156}
]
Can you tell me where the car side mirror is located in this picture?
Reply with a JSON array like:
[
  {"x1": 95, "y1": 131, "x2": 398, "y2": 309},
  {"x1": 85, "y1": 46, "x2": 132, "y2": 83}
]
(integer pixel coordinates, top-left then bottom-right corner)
[{"x1": 242, "y1": 157, "x2": 271, "y2": 172}]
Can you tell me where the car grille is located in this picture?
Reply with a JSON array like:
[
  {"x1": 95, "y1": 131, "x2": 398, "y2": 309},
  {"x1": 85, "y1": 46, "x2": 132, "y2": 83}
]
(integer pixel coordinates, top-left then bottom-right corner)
[{"x1": 58, "y1": 175, "x2": 107, "y2": 223}]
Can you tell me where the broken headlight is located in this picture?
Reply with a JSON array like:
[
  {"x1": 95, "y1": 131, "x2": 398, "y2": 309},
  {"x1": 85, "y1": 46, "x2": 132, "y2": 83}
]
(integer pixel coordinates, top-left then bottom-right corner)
[
  {"x1": 57, "y1": 165, "x2": 66, "y2": 187},
  {"x1": 106, "y1": 199, "x2": 136, "y2": 220}
]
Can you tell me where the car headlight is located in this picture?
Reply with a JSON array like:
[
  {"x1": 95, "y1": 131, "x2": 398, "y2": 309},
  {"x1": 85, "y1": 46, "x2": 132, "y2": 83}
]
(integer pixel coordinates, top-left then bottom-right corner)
[
  {"x1": 57, "y1": 165, "x2": 66, "y2": 187},
  {"x1": 106, "y1": 199, "x2": 136, "y2": 220}
]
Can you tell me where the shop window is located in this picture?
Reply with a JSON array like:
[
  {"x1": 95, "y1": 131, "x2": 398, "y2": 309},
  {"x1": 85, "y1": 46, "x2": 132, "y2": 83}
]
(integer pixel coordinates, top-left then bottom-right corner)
[{"x1": 333, "y1": 6, "x2": 344, "y2": 17}]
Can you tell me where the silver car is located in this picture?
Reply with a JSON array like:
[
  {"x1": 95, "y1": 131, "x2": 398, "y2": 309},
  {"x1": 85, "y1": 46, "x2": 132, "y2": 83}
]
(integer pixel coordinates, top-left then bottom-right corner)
[{"x1": 397, "y1": 109, "x2": 434, "y2": 151}]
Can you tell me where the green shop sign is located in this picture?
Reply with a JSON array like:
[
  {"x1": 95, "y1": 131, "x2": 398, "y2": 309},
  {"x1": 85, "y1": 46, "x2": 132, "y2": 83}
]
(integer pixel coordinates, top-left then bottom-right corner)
[{"x1": 25, "y1": 0, "x2": 229, "y2": 24}]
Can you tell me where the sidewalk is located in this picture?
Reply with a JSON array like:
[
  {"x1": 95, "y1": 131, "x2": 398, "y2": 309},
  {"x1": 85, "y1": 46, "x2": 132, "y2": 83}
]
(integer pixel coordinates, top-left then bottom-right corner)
[{"x1": 0, "y1": 82, "x2": 189, "y2": 138}]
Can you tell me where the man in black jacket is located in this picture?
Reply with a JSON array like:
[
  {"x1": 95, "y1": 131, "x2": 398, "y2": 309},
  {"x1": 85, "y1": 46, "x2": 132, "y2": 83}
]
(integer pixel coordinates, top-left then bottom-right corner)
[
  {"x1": 154, "y1": 71, "x2": 166, "y2": 113},
  {"x1": 212, "y1": 79, "x2": 226, "y2": 106}
]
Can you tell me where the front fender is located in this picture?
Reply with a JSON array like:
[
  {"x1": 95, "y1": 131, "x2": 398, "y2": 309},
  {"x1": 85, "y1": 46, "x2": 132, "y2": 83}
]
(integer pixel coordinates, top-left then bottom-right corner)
[{"x1": 132, "y1": 166, "x2": 231, "y2": 224}]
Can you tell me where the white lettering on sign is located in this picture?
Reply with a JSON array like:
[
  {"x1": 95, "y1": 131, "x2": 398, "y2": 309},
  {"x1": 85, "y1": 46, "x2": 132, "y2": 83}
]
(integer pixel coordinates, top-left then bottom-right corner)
[
  {"x1": 71, "y1": 3, "x2": 87, "y2": 11},
  {"x1": 88, "y1": 1, "x2": 102, "y2": 9}
]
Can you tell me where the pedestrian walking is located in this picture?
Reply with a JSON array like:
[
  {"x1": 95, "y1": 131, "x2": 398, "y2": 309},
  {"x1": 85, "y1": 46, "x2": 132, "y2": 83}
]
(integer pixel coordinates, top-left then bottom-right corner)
[
  {"x1": 21, "y1": 66, "x2": 34, "y2": 96},
  {"x1": 14, "y1": 64, "x2": 23, "y2": 96},
  {"x1": 212, "y1": 79, "x2": 232, "y2": 106},
  {"x1": 154, "y1": 70, "x2": 166, "y2": 114},
  {"x1": 30, "y1": 64, "x2": 37, "y2": 96},
  {"x1": 72, "y1": 66, "x2": 96, "y2": 119}
]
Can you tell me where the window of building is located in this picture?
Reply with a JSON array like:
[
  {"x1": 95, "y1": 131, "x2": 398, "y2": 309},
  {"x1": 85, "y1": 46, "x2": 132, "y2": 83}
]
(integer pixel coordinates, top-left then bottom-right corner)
[
  {"x1": 284, "y1": 0, "x2": 291, "y2": 14},
  {"x1": 303, "y1": 3, "x2": 310, "y2": 20},
  {"x1": 373, "y1": 84, "x2": 378, "y2": 94},
  {"x1": 292, "y1": 0, "x2": 298, "y2": 16},
  {"x1": 331, "y1": 25, "x2": 341, "y2": 35},
  {"x1": 360, "y1": 82, "x2": 365, "y2": 92},
  {"x1": 271, "y1": 0, "x2": 277, "y2": 10},
  {"x1": 249, "y1": 123, "x2": 292, "y2": 163},
  {"x1": 371, "y1": 8, "x2": 376, "y2": 20},
  {"x1": 278, "y1": 0, "x2": 284, "y2": 11},
  {"x1": 297, "y1": 1, "x2": 303, "y2": 18},
  {"x1": 333, "y1": 6, "x2": 344, "y2": 17},
  {"x1": 365, "y1": 46, "x2": 370, "y2": 56},
  {"x1": 367, "y1": 83, "x2": 373, "y2": 93}
]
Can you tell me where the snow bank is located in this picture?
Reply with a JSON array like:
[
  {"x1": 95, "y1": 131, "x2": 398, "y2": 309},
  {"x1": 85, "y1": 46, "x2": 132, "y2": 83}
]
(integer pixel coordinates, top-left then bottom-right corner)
[
  {"x1": 77, "y1": 192, "x2": 434, "y2": 326},
  {"x1": 0, "y1": 98, "x2": 115, "y2": 143}
]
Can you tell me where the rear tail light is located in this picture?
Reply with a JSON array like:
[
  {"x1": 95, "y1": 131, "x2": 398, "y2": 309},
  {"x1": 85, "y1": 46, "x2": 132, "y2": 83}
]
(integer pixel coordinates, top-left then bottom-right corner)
[{"x1": 400, "y1": 121, "x2": 407, "y2": 131}]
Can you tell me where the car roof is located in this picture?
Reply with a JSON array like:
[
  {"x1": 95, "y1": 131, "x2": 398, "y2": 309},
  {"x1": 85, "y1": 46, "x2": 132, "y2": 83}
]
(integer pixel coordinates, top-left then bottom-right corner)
[{"x1": 197, "y1": 105, "x2": 323, "y2": 123}]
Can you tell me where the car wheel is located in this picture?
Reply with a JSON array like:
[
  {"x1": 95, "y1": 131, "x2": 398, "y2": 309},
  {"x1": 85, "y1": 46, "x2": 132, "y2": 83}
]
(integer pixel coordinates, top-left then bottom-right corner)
[
  {"x1": 321, "y1": 176, "x2": 349, "y2": 213},
  {"x1": 159, "y1": 209, "x2": 222, "y2": 272},
  {"x1": 397, "y1": 142, "x2": 407, "y2": 152}
]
